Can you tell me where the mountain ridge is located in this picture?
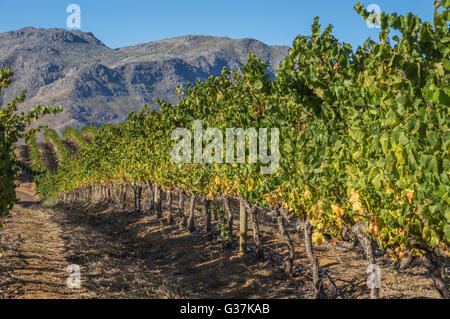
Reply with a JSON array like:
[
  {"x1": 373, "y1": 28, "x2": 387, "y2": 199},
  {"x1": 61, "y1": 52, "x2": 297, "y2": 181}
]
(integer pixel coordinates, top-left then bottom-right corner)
[{"x1": 0, "y1": 27, "x2": 289, "y2": 131}]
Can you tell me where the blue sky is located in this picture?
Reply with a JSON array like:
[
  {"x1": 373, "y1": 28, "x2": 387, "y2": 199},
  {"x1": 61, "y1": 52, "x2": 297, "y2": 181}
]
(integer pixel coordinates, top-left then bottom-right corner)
[{"x1": 0, "y1": 0, "x2": 435, "y2": 49}]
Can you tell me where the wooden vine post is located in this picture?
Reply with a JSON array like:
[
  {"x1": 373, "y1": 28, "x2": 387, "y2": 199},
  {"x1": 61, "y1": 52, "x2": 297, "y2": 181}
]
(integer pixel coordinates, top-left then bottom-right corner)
[{"x1": 239, "y1": 199, "x2": 247, "y2": 257}]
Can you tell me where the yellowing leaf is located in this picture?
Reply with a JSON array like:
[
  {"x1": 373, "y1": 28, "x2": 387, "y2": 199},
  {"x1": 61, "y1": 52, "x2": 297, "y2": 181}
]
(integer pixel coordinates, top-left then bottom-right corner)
[{"x1": 312, "y1": 232, "x2": 324, "y2": 246}]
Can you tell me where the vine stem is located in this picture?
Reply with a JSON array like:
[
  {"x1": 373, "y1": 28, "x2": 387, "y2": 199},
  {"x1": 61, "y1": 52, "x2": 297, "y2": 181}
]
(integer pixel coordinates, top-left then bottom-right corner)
[
  {"x1": 352, "y1": 220, "x2": 380, "y2": 299},
  {"x1": 276, "y1": 208, "x2": 295, "y2": 276},
  {"x1": 422, "y1": 251, "x2": 449, "y2": 299},
  {"x1": 166, "y1": 190, "x2": 174, "y2": 224},
  {"x1": 246, "y1": 201, "x2": 264, "y2": 260},
  {"x1": 205, "y1": 198, "x2": 212, "y2": 234},
  {"x1": 187, "y1": 193, "x2": 196, "y2": 232},
  {"x1": 178, "y1": 188, "x2": 186, "y2": 229},
  {"x1": 222, "y1": 194, "x2": 233, "y2": 236},
  {"x1": 154, "y1": 184, "x2": 162, "y2": 218},
  {"x1": 304, "y1": 216, "x2": 323, "y2": 299}
]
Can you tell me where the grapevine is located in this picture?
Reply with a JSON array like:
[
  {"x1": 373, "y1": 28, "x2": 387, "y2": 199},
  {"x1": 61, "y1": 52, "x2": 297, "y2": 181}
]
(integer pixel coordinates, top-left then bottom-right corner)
[{"x1": 34, "y1": 2, "x2": 449, "y2": 298}]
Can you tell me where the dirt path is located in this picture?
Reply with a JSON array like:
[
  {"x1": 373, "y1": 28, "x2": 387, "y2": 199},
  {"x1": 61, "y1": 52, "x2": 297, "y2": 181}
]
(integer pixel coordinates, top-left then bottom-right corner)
[
  {"x1": 16, "y1": 189, "x2": 35, "y2": 203},
  {"x1": 0, "y1": 181, "x2": 185, "y2": 299},
  {"x1": 0, "y1": 206, "x2": 87, "y2": 298},
  {"x1": 0, "y1": 182, "x2": 93, "y2": 299}
]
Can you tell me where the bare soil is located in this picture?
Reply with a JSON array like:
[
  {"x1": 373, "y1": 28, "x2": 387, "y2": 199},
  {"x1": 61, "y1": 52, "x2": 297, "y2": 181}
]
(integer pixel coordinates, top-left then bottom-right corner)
[{"x1": 0, "y1": 186, "x2": 441, "y2": 299}]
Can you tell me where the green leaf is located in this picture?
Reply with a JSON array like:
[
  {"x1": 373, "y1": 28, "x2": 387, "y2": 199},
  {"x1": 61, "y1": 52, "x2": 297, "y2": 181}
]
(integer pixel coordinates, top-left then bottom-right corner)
[
  {"x1": 379, "y1": 132, "x2": 390, "y2": 154},
  {"x1": 385, "y1": 110, "x2": 399, "y2": 127},
  {"x1": 445, "y1": 208, "x2": 450, "y2": 222},
  {"x1": 369, "y1": 167, "x2": 383, "y2": 190},
  {"x1": 443, "y1": 59, "x2": 450, "y2": 71},
  {"x1": 438, "y1": 89, "x2": 450, "y2": 107},
  {"x1": 445, "y1": 225, "x2": 450, "y2": 241},
  {"x1": 253, "y1": 79, "x2": 263, "y2": 90},
  {"x1": 421, "y1": 155, "x2": 438, "y2": 172},
  {"x1": 399, "y1": 131, "x2": 409, "y2": 145}
]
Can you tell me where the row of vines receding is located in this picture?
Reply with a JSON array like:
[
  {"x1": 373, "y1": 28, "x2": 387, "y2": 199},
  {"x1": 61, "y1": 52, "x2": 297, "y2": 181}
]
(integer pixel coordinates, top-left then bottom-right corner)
[{"x1": 32, "y1": 2, "x2": 449, "y2": 298}]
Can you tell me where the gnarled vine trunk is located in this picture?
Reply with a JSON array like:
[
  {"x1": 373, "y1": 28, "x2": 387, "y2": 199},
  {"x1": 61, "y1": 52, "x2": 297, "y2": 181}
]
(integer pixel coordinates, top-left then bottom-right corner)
[
  {"x1": 276, "y1": 208, "x2": 295, "y2": 276},
  {"x1": 243, "y1": 200, "x2": 263, "y2": 260},
  {"x1": 304, "y1": 217, "x2": 323, "y2": 299},
  {"x1": 352, "y1": 221, "x2": 380, "y2": 299},
  {"x1": 222, "y1": 194, "x2": 233, "y2": 236},
  {"x1": 144, "y1": 182, "x2": 154, "y2": 213},
  {"x1": 178, "y1": 188, "x2": 186, "y2": 229},
  {"x1": 423, "y1": 251, "x2": 449, "y2": 299},
  {"x1": 154, "y1": 184, "x2": 162, "y2": 218},
  {"x1": 166, "y1": 190, "x2": 174, "y2": 224},
  {"x1": 136, "y1": 184, "x2": 142, "y2": 212},
  {"x1": 187, "y1": 193, "x2": 196, "y2": 232},
  {"x1": 205, "y1": 198, "x2": 212, "y2": 234}
]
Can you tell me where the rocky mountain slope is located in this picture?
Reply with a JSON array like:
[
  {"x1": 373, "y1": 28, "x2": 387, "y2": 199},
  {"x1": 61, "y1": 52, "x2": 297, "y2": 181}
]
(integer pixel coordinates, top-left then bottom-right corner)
[{"x1": 0, "y1": 27, "x2": 289, "y2": 131}]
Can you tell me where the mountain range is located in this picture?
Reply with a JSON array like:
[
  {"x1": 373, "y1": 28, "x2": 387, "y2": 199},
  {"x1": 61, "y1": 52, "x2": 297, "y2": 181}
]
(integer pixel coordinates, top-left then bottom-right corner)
[{"x1": 0, "y1": 27, "x2": 289, "y2": 131}]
